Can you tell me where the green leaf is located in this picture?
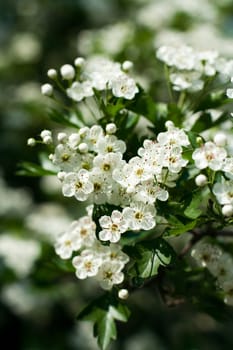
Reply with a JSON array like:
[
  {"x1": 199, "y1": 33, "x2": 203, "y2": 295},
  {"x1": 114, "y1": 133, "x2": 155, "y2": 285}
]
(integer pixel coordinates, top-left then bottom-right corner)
[
  {"x1": 17, "y1": 161, "x2": 57, "y2": 177},
  {"x1": 77, "y1": 293, "x2": 130, "y2": 350},
  {"x1": 191, "y1": 110, "x2": 229, "y2": 133},
  {"x1": 48, "y1": 108, "x2": 83, "y2": 128},
  {"x1": 184, "y1": 192, "x2": 203, "y2": 219},
  {"x1": 127, "y1": 238, "x2": 174, "y2": 279},
  {"x1": 94, "y1": 313, "x2": 117, "y2": 350},
  {"x1": 165, "y1": 216, "x2": 197, "y2": 237}
]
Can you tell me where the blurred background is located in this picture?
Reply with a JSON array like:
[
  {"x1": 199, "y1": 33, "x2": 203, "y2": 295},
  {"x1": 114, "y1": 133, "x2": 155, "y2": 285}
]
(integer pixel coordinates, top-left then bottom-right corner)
[{"x1": 0, "y1": 1, "x2": 233, "y2": 349}]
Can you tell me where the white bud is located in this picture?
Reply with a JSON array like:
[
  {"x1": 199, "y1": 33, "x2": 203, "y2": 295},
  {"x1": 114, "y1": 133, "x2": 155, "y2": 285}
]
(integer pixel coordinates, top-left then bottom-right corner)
[
  {"x1": 106, "y1": 123, "x2": 117, "y2": 134},
  {"x1": 195, "y1": 174, "x2": 208, "y2": 187},
  {"x1": 78, "y1": 142, "x2": 88, "y2": 153},
  {"x1": 57, "y1": 171, "x2": 66, "y2": 181},
  {"x1": 27, "y1": 138, "x2": 36, "y2": 146},
  {"x1": 41, "y1": 83, "x2": 53, "y2": 96},
  {"x1": 68, "y1": 133, "x2": 80, "y2": 149},
  {"x1": 222, "y1": 204, "x2": 233, "y2": 217},
  {"x1": 47, "y1": 69, "x2": 57, "y2": 79},
  {"x1": 43, "y1": 135, "x2": 52, "y2": 144},
  {"x1": 74, "y1": 57, "x2": 85, "y2": 67},
  {"x1": 122, "y1": 60, "x2": 133, "y2": 71},
  {"x1": 165, "y1": 120, "x2": 174, "y2": 130},
  {"x1": 79, "y1": 127, "x2": 89, "y2": 138},
  {"x1": 49, "y1": 153, "x2": 54, "y2": 161},
  {"x1": 214, "y1": 132, "x2": 227, "y2": 147},
  {"x1": 60, "y1": 64, "x2": 75, "y2": 80},
  {"x1": 118, "y1": 289, "x2": 129, "y2": 300},
  {"x1": 40, "y1": 129, "x2": 51, "y2": 138},
  {"x1": 57, "y1": 132, "x2": 67, "y2": 142}
]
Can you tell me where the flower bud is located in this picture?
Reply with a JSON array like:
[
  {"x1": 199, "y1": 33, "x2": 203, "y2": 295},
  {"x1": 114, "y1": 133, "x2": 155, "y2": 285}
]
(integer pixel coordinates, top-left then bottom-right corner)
[
  {"x1": 57, "y1": 132, "x2": 67, "y2": 142},
  {"x1": 40, "y1": 129, "x2": 51, "y2": 138},
  {"x1": 195, "y1": 174, "x2": 208, "y2": 187},
  {"x1": 118, "y1": 289, "x2": 129, "y2": 300},
  {"x1": 60, "y1": 64, "x2": 75, "y2": 80},
  {"x1": 27, "y1": 138, "x2": 36, "y2": 146},
  {"x1": 57, "y1": 171, "x2": 66, "y2": 181},
  {"x1": 222, "y1": 204, "x2": 233, "y2": 217},
  {"x1": 106, "y1": 123, "x2": 117, "y2": 134},
  {"x1": 214, "y1": 132, "x2": 227, "y2": 147},
  {"x1": 74, "y1": 57, "x2": 85, "y2": 67},
  {"x1": 78, "y1": 143, "x2": 88, "y2": 153},
  {"x1": 41, "y1": 83, "x2": 53, "y2": 96},
  {"x1": 122, "y1": 60, "x2": 133, "y2": 71},
  {"x1": 47, "y1": 69, "x2": 57, "y2": 79},
  {"x1": 165, "y1": 120, "x2": 174, "y2": 130},
  {"x1": 43, "y1": 135, "x2": 52, "y2": 144}
]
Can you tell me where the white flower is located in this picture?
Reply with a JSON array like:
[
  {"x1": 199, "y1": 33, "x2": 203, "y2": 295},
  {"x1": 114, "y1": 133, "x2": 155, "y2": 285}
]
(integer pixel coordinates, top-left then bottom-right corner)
[
  {"x1": 96, "y1": 135, "x2": 126, "y2": 154},
  {"x1": 157, "y1": 127, "x2": 190, "y2": 148},
  {"x1": 123, "y1": 202, "x2": 156, "y2": 231},
  {"x1": 134, "y1": 180, "x2": 169, "y2": 204},
  {"x1": 53, "y1": 143, "x2": 81, "y2": 172},
  {"x1": 192, "y1": 141, "x2": 227, "y2": 170},
  {"x1": 170, "y1": 72, "x2": 204, "y2": 92},
  {"x1": 55, "y1": 231, "x2": 80, "y2": 260},
  {"x1": 97, "y1": 261, "x2": 124, "y2": 290},
  {"x1": 111, "y1": 74, "x2": 139, "y2": 100},
  {"x1": 213, "y1": 180, "x2": 233, "y2": 206},
  {"x1": 191, "y1": 241, "x2": 222, "y2": 267},
  {"x1": 156, "y1": 45, "x2": 198, "y2": 71},
  {"x1": 222, "y1": 157, "x2": 233, "y2": 179},
  {"x1": 209, "y1": 252, "x2": 233, "y2": 282},
  {"x1": 226, "y1": 88, "x2": 233, "y2": 99},
  {"x1": 62, "y1": 169, "x2": 94, "y2": 201},
  {"x1": 93, "y1": 152, "x2": 125, "y2": 176},
  {"x1": 67, "y1": 81, "x2": 94, "y2": 101},
  {"x1": 72, "y1": 250, "x2": 102, "y2": 279},
  {"x1": 113, "y1": 156, "x2": 153, "y2": 193},
  {"x1": 163, "y1": 146, "x2": 188, "y2": 173},
  {"x1": 55, "y1": 216, "x2": 96, "y2": 260},
  {"x1": 89, "y1": 171, "x2": 110, "y2": 204},
  {"x1": 138, "y1": 140, "x2": 164, "y2": 175},
  {"x1": 0, "y1": 235, "x2": 41, "y2": 277},
  {"x1": 99, "y1": 210, "x2": 128, "y2": 243}
]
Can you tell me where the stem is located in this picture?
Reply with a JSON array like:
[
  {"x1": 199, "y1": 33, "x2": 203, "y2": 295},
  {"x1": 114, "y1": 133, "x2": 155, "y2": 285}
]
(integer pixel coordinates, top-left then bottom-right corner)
[{"x1": 164, "y1": 65, "x2": 174, "y2": 103}]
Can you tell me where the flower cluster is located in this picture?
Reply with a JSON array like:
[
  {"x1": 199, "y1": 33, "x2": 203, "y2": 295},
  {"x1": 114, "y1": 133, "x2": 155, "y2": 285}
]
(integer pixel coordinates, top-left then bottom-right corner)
[
  {"x1": 27, "y1": 44, "x2": 233, "y2": 310},
  {"x1": 41, "y1": 56, "x2": 139, "y2": 101},
  {"x1": 192, "y1": 240, "x2": 233, "y2": 305},
  {"x1": 43, "y1": 119, "x2": 192, "y2": 289},
  {"x1": 0, "y1": 234, "x2": 41, "y2": 277},
  {"x1": 156, "y1": 45, "x2": 233, "y2": 91}
]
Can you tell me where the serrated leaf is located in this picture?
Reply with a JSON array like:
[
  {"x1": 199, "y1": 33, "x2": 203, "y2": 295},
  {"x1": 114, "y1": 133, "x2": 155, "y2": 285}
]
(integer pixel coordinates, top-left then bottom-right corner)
[
  {"x1": 94, "y1": 313, "x2": 117, "y2": 350},
  {"x1": 184, "y1": 192, "x2": 203, "y2": 219},
  {"x1": 128, "y1": 238, "x2": 174, "y2": 279},
  {"x1": 109, "y1": 304, "x2": 130, "y2": 322},
  {"x1": 165, "y1": 216, "x2": 197, "y2": 236},
  {"x1": 77, "y1": 293, "x2": 130, "y2": 350}
]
